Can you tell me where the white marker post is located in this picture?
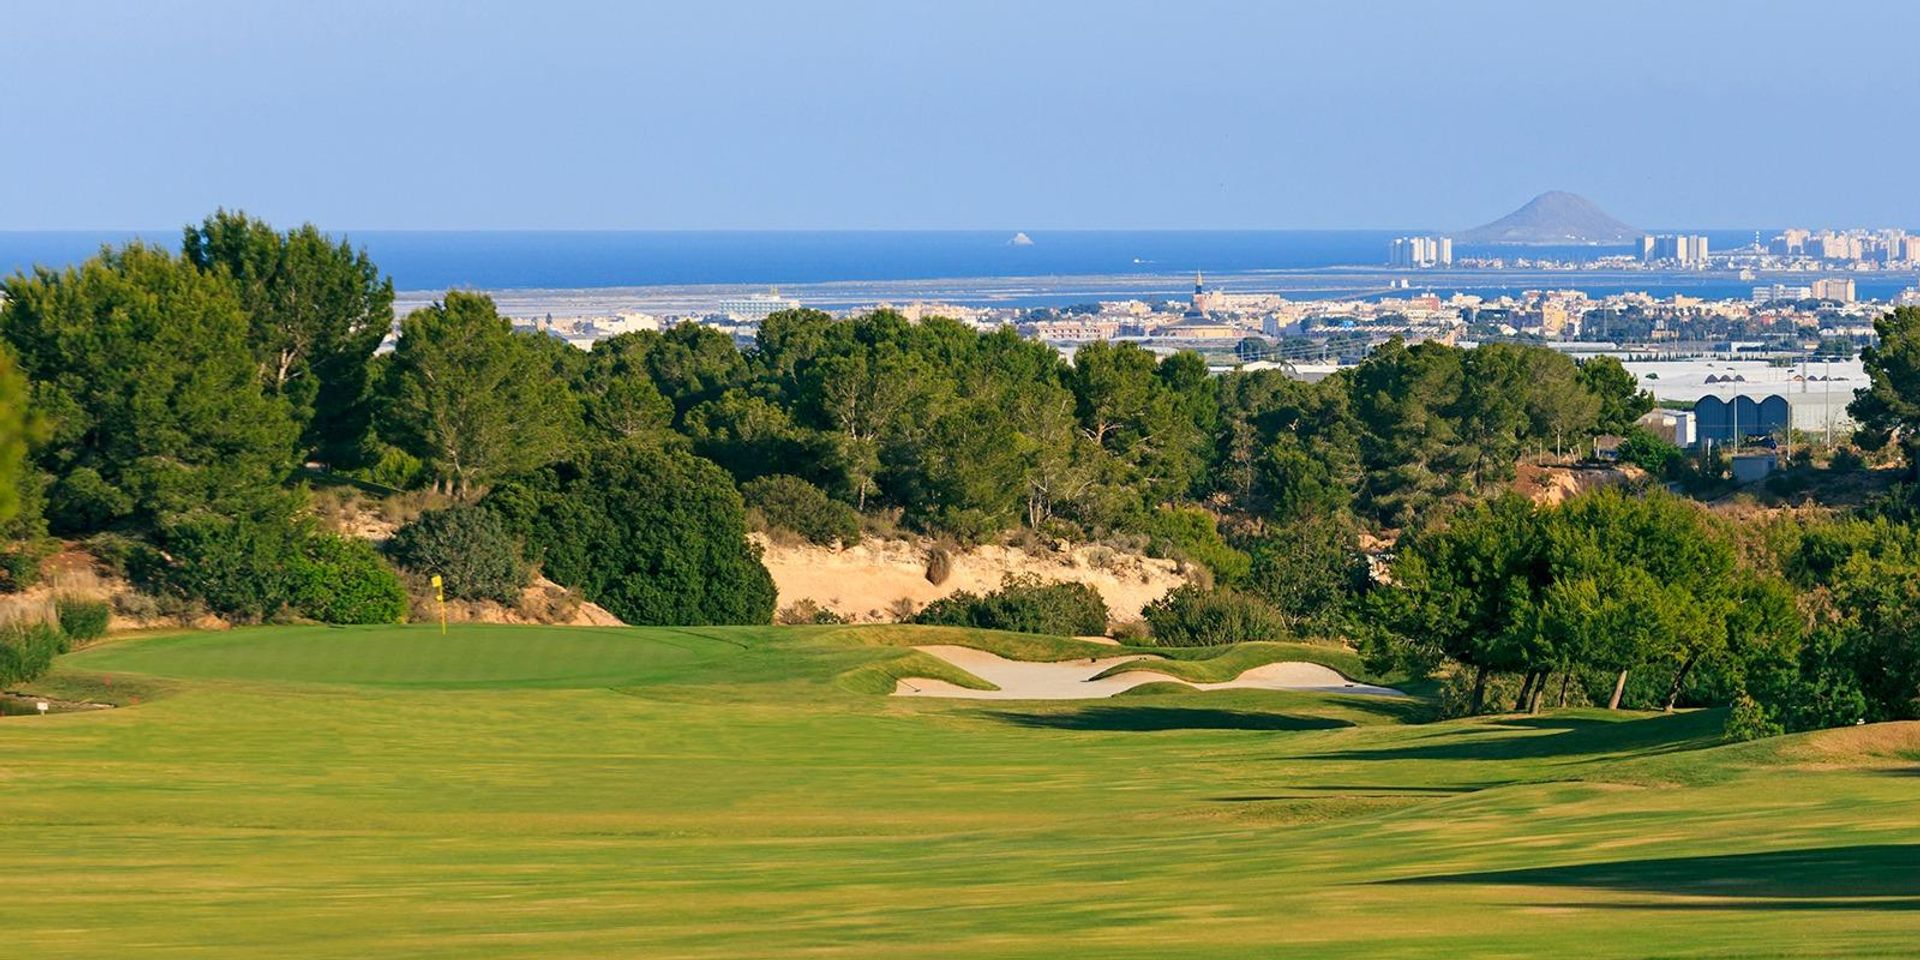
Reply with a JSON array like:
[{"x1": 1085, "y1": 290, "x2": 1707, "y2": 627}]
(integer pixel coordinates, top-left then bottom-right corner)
[{"x1": 35, "y1": 701, "x2": 49, "y2": 715}]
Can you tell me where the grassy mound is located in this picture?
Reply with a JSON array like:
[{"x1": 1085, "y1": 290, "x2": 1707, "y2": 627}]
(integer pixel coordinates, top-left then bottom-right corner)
[
  {"x1": 1088, "y1": 640, "x2": 1373, "y2": 684},
  {"x1": 836, "y1": 650, "x2": 998, "y2": 695}
]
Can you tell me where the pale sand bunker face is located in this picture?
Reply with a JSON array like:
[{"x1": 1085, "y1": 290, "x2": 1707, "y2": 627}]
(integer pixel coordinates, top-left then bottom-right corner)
[{"x1": 894, "y1": 644, "x2": 1408, "y2": 700}]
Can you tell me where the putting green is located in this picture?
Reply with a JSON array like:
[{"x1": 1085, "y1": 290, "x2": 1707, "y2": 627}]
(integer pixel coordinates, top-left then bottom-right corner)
[
  {"x1": 4, "y1": 623, "x2": 1917, "y2": 958},
  {"x1": 63, "y1": 624, "x2": 752, "y2": 688}
]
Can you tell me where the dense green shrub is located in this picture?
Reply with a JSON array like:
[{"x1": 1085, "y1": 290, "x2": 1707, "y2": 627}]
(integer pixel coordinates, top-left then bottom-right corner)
[
  {"x1": 1724, "y1": 693, "x2": 1784, "y2": 742},
  {"x1": 0, "y1": 621, "x2": 66, "y2": 687},
  {"x1": 388, "y1": 505, "x2": 531, "y2": 603},
  {"x1": 487, "y1": 441, "x2": 777, "y2": 625},
  {"x1": 156, "y1": 517, "x2": 405, "y2": 624},
  {"x1": 54, "y1": 596, "x2": 110, "y2": 641},
  {"x1": 913, "y1": 574, "x2": 1108, "y2": 636},
  {"x1": 1247, "y1": 517, "x2": 1363, "y2": 630},
  {"x1": 1133, "y1": 506, "x2": 1250, "y2": 584},
  {"x1": 1617, "y1": 426, "x2": 1684, "y2": 477},
  {"x1": 1141, "y1": 584, "x2": 1289, "y2": 647},
  {"x1": 0, "y1": 539, "x2": 55, "y2": 594},
  {"x1": 288, "y1": 534, "x2": 408, "y2": 625},
  {"x1": 157, "y1": 516, "x2": 299, "y2": 620},
  {"x1": 743, "y1": 475, "x2": 861, "y2": 547}
]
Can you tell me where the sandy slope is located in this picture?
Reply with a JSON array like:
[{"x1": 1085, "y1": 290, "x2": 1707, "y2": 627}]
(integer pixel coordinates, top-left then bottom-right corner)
[
  {"x1": 893, "y1": 644, "x2": 1408, "y2": 700},
  {"x1": 757, "y1": 536, "x2": 1187, "y2": 622}
]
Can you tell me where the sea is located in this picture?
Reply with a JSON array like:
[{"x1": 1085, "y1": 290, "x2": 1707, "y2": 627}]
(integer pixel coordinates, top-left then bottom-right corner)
[{"x1": 3, "y1": 230, "x2": 1915, "y2": 305}]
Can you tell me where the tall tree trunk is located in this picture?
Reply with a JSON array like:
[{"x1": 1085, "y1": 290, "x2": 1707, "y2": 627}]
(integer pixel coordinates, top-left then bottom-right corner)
[
  {"x1": 1528, "y1": 674, "x2": 1547, "y2": 714},
  {"x1": 1470, "y1": 665, "x2": 1488, "y2": 715},
  {"x1": 1557, "y1": 670, "x2": 1572, "y2": 708},
  {"x1": 1663, "y1": 654, "x2": 1700, "y2": 713},
  {"x1": 1513, "y1": 670, "x2": 1537, "y2": 712},
  {"x1": 1607, "y1": 669, "x2": 1630, "y2": 710}
]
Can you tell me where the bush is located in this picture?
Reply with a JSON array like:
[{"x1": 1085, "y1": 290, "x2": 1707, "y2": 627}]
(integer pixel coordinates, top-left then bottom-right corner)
[
  {"x1": 924, "y1": 546, "x2": 954, "y2": 585},
  {"x1": 913, "y1": 574, "x2": 1108, "y2": 636},
  {"x1": 1725, "y1": 693, "x2": 1784, "y2": 742},
  {"x1": 776, "y1": 599, "x2": 849, "y2": 625},
  {"x1": 288, "y1": 534, "x2": 408, "y2": 625},
  {"x1": 742, "y1": 475, "x2": 861, "y2": 547},
  {"x1": 1132, "y1": 506, "x2": 1251, "y2": 585},
  {"x1": 1617, "y1": 426, "x2": 1685, "y2": 477},
  {"x1": 1141, "y1": 584, "x2": 1288, "y2": 647},
  {"x1": 487, "y1": 441, "x2": 776, "y2": 626},
  {"x1": 388, "y1": 505, "x2": 531, "y2": 604},
  {"x1": 54, "y1": 596, "x2": 110, "y2": 642},
  {"x1": 1435, "y1": 669, "x2": 1529, "y2": 719},
  {"x1": 0, "y1": 540, "x2": 53, "y2": 594},
  {"x1": 1247, "y1": 517, "x2": 1363, "y2": 630},
  {"x1": 1830, "y1": 445, "x2": 1866, "y2": 473},
  {"x1": 156, "y1": 516, "x2": 301, "y2": 621},
  {"x1": 156, "y1": 517, "x2": 406, "y2": 624},
  {"x1": 0, "y1": 621, "x2": 66, "y2": 687}
]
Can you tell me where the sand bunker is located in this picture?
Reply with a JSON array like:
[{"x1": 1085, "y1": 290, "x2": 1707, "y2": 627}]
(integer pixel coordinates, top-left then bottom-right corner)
[{"x1": 893, "y1": 645, "x2": 1407, "y2": 700}]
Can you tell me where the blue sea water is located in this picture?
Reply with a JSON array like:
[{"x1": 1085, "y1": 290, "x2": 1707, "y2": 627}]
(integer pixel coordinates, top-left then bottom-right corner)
[
  {"x1": 0, "y1": 230, "x2": 1415, "y2": 288},
  {"x1": 2, "y1": 229, "x2": 1913, "y2": 302}
]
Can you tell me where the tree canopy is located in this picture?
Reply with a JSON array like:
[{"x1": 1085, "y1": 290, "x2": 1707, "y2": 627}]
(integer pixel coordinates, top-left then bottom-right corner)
[
  {"x1": 486, "y1": 441, "x2": 777, "y2": 625},
  {"x1": 378, "y1": 291, "x2": 581, "y2": 497},
  {"x1": 183, "y1": 210, "x2": 394, "y2": 463},
  {"x1": 0, "y1": 346, "x2": 32, "y2": 526},
  {"x1": 1851, "y1": 305, "x2": 1920, "y2": 474},
  {"x1": 0, "y1": 243, "x2": 299, "y2": 534}
]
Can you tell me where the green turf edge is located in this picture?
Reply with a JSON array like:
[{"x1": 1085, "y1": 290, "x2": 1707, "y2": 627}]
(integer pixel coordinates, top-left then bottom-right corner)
[
  {"x1": 821, "y1": 624, "x2": 1124, "y2": 661},
  {"x1": 14, "y1": 662, "x2": 181, "y2": 707},
  {"x1": 1088, "y1": 641, "x2": 1374, "y2": 684},
  {"x1": 836, "y1": 649, "x2": 999, "y2": 695}
]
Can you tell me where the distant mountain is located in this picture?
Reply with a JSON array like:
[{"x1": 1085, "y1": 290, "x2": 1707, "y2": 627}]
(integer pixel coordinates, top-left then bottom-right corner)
[{"x1": 1454, "y1": 191, "x2": 1637, "y2": 244}]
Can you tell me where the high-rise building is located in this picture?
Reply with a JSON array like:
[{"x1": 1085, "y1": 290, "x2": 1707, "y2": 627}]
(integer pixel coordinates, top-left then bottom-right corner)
[
  {"x1": 1388, "y1": 236, "x2": 1450, "y2": 268},
  {"x1": 1808, "y1": 233, "x2": 1862, "y2": 261},
  {"x1": 1643, "y1": 234, "x2": 1709, "y2": 266},
  {"x1": 1810, "y1": 278, "x2": 1856, "y2": 302},
  {"x1": 1752, "y1": 283, "x2": 1814, "y2": 304}
]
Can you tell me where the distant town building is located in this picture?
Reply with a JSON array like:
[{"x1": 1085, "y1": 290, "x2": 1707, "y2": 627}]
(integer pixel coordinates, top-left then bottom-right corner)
[
  {"x1": 1642, "y1": 234, "x2": 1709, "y2": 266},
  {"x1": 1769, "y1": 228, "x2": 1810, "y2": 256},
  {"x1": 1693, "y1": 392, "x2": 1854, "y2": 446},
  {"x1": 1155, "y1": 273, "x2": 1240, "y2": 339},
  {"x1": 1636, "y1": 407, "x2": 1697, "y2": 448},
  {"x1": 716, "y1": 291, "x2": 801, "y2": 323},
  {"x1": 1810, "y1": 278, "x2": 1856, "y2": 303},
  {"x1": 1752, "y1": 283, "x2": 1814, "y2": 304},
  {"x1": 1388, "y1": 236, "x2": 1452, "y2": 268}
]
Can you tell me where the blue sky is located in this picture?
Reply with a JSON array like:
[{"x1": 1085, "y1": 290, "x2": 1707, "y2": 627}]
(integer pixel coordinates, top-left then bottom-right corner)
[{"x1": 4, "y1": 0, "x2": 1917, "y2": 230}]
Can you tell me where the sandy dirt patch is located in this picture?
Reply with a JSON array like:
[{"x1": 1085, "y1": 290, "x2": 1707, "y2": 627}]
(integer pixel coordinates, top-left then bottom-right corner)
[
  {"x1": 893, "y1": 645, "x2": 1408, "y2": 700},
  {"x1": 757, "y1": 537, "x2": 1187, "y2": 623}
]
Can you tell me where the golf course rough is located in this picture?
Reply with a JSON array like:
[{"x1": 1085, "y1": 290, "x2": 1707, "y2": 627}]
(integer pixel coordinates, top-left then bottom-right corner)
[{"x1": 0, "y1": 623, "x2": 1914, "y2": 959}]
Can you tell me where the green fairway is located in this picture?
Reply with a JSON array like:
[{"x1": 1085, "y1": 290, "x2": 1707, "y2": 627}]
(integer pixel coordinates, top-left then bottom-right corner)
[{"x1": 4, "y1": 624, "x2": 1918, "y2": 958}]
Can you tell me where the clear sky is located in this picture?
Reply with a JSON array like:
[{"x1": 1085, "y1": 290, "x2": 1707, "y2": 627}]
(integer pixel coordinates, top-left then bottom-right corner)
[{"x1": 5, "y1": 0, "x2": 1917, "y2": 231}]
